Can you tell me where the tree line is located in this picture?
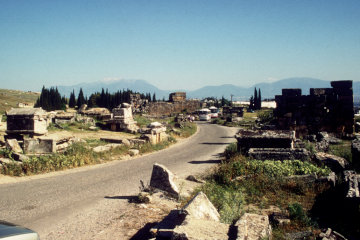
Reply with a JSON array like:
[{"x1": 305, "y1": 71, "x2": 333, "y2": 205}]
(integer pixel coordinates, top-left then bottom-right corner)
[
  {"x1": 35, "y1": 87, "x2": 157, "y2": 111},
  {"x1": 34, "y1": 87, "x2": 67, "y2": 111}
]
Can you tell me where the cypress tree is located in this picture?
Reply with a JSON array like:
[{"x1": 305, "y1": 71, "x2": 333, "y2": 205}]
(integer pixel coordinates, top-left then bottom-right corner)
[
  {"x1": 254, "y1": 88, "x2": 258, "y2": 110},
  {"x1": 258, "y1": 88, "x2": 262, "y2": 110},
  {"x1": 69, "y1": 89, "x2": 76, "y2": 108},
  {"x1": 77, "y1": 88, "x2": 86, "y2": 108}
]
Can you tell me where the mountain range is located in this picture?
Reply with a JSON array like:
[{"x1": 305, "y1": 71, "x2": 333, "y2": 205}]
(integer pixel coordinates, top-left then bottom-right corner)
[{"x1": 55, "y1": 77, "x2": 360, "y2": 102}]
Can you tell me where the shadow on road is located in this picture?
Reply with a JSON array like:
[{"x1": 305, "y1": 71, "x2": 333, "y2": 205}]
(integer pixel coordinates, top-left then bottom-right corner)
[
  {"x1": 130, "y1": 222, "x2": 158, "y2": 240},
  {"x1": 104, "y1": 195, "x2": 139, "y2": 203},
  {"x1": 188, "y1": 159, "x2": 221, "y2": 164},
  {"x1": 201, "y1": 142, "x2": 229, "y2": 145},
  {"x1": 130, "y1": 210, "x2": 186, "y2": 240}
]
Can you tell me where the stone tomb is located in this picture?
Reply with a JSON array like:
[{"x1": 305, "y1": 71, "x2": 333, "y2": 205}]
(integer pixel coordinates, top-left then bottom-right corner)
[
  {"x1": 235, "y1": 129, "x2": 310, "y2": 161},
  {"x1": 236, "y1": 129, "x2": 295, "y2": 154},
  {"x1": 6, "y1": 108, "x2": 48, "y2": 137},
  {"x1": 107, "y1": 103, "x2": 139, "y2": 133},
  {"x1": 141, "y1": 122, "x2": 167, "y2": 144}
]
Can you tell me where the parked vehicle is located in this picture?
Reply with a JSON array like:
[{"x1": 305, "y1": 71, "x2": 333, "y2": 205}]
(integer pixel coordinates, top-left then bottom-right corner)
[
  {"x1": 0, "y1": 221, "x2": 39, "y2": 240},
  {"x1": 198, "y1": 108, "x2": 211, "y2": 121},
  {"x1": 209, "y1": 106, "x2": 219, "y2": 118}
]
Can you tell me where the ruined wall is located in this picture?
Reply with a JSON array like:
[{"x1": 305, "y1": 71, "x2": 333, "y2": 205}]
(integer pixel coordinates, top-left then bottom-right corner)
[
  {"x1": 169, "y1": 92, "x2": 186, "y2": 102},
  {"x1": 148, "y1": 100, "x2": 201, "y2": 116},
  {"x1": 275, "y1": 80, "x2": 354, "y2": 136}
]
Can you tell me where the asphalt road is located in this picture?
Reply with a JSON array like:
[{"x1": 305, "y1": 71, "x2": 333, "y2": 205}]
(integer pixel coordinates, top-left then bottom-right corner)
[{"x1": 0, "y1": 122, "x2": 238, "y2": 239}]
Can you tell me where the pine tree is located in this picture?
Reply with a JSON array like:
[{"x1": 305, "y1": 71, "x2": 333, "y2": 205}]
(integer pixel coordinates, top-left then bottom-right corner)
[
  {"x1": 152, "y1": 93, "x2": 156, "y2": 102},
  {"x1": 69, "y1": 89, "x2": 76, "y2": 108},
  {"x1": 77, "y1": 88, "x2": 86, "y2": 108}
]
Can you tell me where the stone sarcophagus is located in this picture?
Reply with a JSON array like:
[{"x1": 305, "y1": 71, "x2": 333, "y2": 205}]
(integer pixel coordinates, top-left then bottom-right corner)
[{"x1": 6, "y1": 108, "x2": 48, "y2": 137}]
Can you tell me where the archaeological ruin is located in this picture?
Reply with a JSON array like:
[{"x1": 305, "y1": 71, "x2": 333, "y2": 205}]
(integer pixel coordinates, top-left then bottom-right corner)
[
  {"x1": 6, "y1": 107, "x2": 48, "y2": 138},
  {"x1": 147, "y1": 92, "x2": 201, "y2": 117},
  {"x1": 275, "y1": 80, "x2": 354, "y2": 137},
  {"x1": 106, "y1": 103, "x2": 139, "y2": 133}
]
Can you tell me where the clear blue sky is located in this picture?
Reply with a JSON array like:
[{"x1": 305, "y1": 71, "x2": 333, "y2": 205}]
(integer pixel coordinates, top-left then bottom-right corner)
[{"x1": 1, "y1": 0, "x2": 359, "y2": 91}]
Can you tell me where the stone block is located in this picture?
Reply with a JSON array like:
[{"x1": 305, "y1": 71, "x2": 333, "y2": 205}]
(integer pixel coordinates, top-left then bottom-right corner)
[
  {"x1": 182, "y1": 191, "x2": 220, "y2": 222},
  {"x1": 6, "y1": 139, "x2": 23, "y2": 153},
  {"x1": 315, "y1": 152, "x2": 348, "y2": 173},
  {"x1": 235, "y1": 213, "x2": 272, "y2": 240},
  {"x1": 150, "y1": 163, "x2": 179, "y2": 198},
  {"x1": 344, "y1": 170, "x2": 360, "y2": 199},
  {"x1": 24, "y1": 138, "x2": 56, "y2": 154},
  {"x1": 248, "y1": 148, "x2": 309, "y2": 161},
  {"x1": 172, "y1": 218, "x2": 229, "y2": 240},
  {"x1": 129, "y1": 149, "x2": 139, "y2": 156},
  {"x1": 236, "y1": 129, "x2": 295, "y2": 154}
]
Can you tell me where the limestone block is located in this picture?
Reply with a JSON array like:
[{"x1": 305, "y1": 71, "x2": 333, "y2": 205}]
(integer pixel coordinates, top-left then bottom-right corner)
[
  {"x1": 182, "y1": 191, "x2": 220, "y2": 222},
  {"x1": 235, "y1": 213, "x2": 272, "y2": 240},
  {"x1": 149, "y1": 163, "x2": 179, "y2": 198},
  {"x1": 315, "y1": 152, "x2": 348, "y2": 172},
  {"x1": 172, "y1": 218, "x2": 229, "y2": 240},
  {"x1": 92, "y1": 143, "x2": 122, "y2": 153},
  {"x1": 6, "y1": 139, "x2": 22, "y2": 153},
  {"x1": 24, "y1": 138, "x2": 56, "y2": 154},
  {"x1": 129, "y1": 149, "x2": 139, "y2": 156}
]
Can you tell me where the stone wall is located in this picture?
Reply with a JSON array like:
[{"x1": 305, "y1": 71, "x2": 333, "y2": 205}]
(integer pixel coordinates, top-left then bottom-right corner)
[
  {"x1": 275, "y1": 80, "x2": 354, "y2": 136},
  {"x1": 169, "y1": 92, "x2": 186, "y2": 102},
  {"x1": 148, "y1": 100, "x2": 201, "y2": 117}
]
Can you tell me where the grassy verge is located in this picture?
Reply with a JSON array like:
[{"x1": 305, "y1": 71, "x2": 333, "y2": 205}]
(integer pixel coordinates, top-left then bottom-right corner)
[{"x1": 198, "y1": 144, "x2": 338, "y2": 238}]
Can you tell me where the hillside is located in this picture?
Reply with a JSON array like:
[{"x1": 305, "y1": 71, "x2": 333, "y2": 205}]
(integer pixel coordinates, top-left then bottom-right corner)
[{"x1": 0, "y1": 89, "x2": 40, "y2": 114}]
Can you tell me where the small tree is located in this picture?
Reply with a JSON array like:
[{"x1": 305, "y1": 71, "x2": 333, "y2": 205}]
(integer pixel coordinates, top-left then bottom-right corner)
[{"x1": 152, "y1": 93, "x2": 156, "y2": 102}]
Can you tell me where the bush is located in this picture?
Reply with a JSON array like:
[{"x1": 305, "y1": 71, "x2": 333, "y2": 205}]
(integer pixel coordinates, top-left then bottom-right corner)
[
  {"x1": 201, "y1": 182, "x2": 245, "y2": 224},
  {"x1": 223, "y1": 142, "x2": 238, "y2": 159},
  {"x1": 288, "y1": 202, "x2": 313, "y2": 226}
]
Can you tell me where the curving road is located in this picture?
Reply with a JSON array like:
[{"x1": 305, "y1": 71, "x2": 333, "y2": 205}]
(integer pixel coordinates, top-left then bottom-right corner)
[{"x1": 0, "y1": 122, "x2": 238, "y2": 239}]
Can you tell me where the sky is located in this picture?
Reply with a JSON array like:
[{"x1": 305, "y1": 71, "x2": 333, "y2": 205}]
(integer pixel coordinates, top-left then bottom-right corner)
[{"x1": 1, "y1": 0, "x2": 360, "y2": 91}]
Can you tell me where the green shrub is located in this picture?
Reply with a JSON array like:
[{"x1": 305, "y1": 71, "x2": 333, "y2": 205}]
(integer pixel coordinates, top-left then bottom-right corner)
[
  {"x1": 247, "y1": 160, "x2": 331, "y2": 178},
  {"x1": 223, "y1": 142, "x2": 238, "y2": 159},
  {"x1": 288, "y1": 202, "x2": 313, "y2": 226},
  {"x1": 201, "y1": 182, "x2": 245, "y2": 224}
]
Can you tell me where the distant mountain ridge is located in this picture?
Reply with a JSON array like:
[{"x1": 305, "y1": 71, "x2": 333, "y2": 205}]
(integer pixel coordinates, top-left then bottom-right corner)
[{"x1": 55, "y1": 78, "x2": 360, "y2": 102}]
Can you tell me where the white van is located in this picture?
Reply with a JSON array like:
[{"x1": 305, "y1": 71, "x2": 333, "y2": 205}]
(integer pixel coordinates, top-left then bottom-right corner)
[
  {"x1": 199, "y1": 108, "x2": 211, "y2": 121},
  {"x1": 209, "y1": 106, "x2": 219, "y2": 118}
]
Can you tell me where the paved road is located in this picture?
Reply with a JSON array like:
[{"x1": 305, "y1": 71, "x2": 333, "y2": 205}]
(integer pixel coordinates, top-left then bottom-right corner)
[{"x1": 0, "y1": 122, "x2": 238, "y2": 239}]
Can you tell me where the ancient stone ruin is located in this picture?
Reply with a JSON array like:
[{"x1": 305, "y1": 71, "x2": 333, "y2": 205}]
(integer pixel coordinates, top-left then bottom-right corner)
[
  {"x1": 275, "y1": 80, "x2": 354, "y2": 137},
  {"x1": 141, "y1": 122, "x2": 168, "y2": 144},
  {"x1": 169, "y1": 92, "x2": 186, "y2": 102},
  {"x1": 147, "y1": 92, "x2": 201, "y2": 117},
  {"x1": 6, "y1": 107, "x2": 48, "y2": 138},
  {"x1": 235, "y1": 129, "x2": 310, "y2": 161},
  {"x1": 106, "y1": 103, "x2": 139, "y2": 133}
]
